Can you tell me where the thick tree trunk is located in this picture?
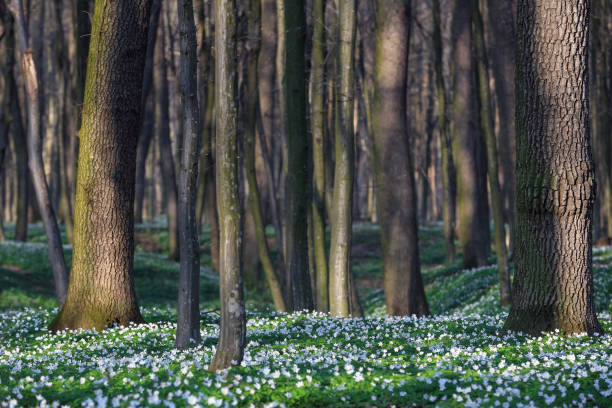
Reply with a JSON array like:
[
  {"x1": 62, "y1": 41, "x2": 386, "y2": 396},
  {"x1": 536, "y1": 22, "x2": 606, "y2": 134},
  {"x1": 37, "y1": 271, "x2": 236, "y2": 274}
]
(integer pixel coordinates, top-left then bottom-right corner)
[
  {"x1": 283, "y1": 0, "x2": 313, "y2": 312},
  {"x1": 329, "y1": 0, "x2": 357, "y2": 317},
  {"x1": 472, "y1": 0, "x2": 511, "y2": 307},
  {"x1": 246, "y1": 0, "x2": 286, "y2": 312},
  {"x1": 451, "y1": 0, "x2": 490, "y2": 269},
  {"x1": 176, "y1": 0, "x2": 202, "y2": 348},
  {"x1": 49, "y1": 0, "x2": 152, "y2": 330},
  {"x1": 310, "y1": 0, "x2": 328, "y2": 313},
  {"x1": 209, "y1": 0, "x2": 246, "y2": 370},
  {"x1": 10, "y1": 0, "x2": 69, "y2": 306},
  {"x1": 503, "y1": 0, "x2": 603, "y2": 336},
  {"x1": 372, "y1": 0, "x2": 428, "y2": 317}
]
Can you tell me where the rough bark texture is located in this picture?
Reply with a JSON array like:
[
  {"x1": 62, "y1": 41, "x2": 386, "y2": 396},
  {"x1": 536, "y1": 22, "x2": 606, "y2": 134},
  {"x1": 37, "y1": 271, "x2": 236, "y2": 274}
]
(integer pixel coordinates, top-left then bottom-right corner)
[
  {"x1": 472, "y1": 0, "x2": 511, "y2": 306},
  {"x1": 49, "y1": 0, "x2": 152, "y2": 330},
  {"x1": 432, "y1": 0, "x2": 456, "y2": 265},
  {"x1": 503, "y1": 0, "x2": 603, "y2": 336},
  {"x1": 176, "y1": 0, "x2": 202, "y2": 348},
  {"x1": 450, "y1": 0, "x2": 490, "y2": 269},
  {"x1": 328, "y1": 0, "x2": 356, "y2": 317},
  {"x1": 372, "y1": 0, "x2": 428, "y2": 317},
  {"x1": 209, "y1": 0, "x2": 246, "y2": 370},
  {"x1": 246, "y1": 0, "x2": 286, "y2": 312},
  {"x1": 310, "y1": 0, "x2": 328, "y2": 313},
  {"x1": 10, "y1": 0, "x2": 69, "y2": 306},
  {"x1": 284, "y1": 0, "x2": 313, "y2": 312}
]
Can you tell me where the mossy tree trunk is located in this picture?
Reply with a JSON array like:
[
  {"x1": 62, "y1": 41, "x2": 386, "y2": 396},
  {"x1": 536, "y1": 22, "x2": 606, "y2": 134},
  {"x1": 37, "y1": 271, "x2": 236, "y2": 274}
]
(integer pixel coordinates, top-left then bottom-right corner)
[
  {"x1": 49, "y1": 0, "x2": 152, "y2": 330},
  {"x1": 328, "y1": 0, "x2": 357, "y2": 317},
  {"x1": 10, "y1": 0, "x2": 69, "y2": 306},
  {"x1": 472, "y1": 0, "x2": 511, "y2": 307},
  {"x1": 209, "y1": 0, "x2": 246, "y2": 370},
  {"x1": 246, "y1": 0, "x2": 286, "y2": 312},
  {"x1": 450, "y1": 0, "x2": 490, "y2": 269},
  {"x1": 372, "y1": 0, "x2": 428, "y2": 317},
  {"x1": 283, "y1": 0, "x2": 313, "y2": 311},
  {"x1": 432, "y1": 0, "x2": 456, "y2": 265},
  {"x1": 310, "y1": 0, "x2": 328, "y2": 313},
  {"x1": 503, "y1": 0, "x2": 603, "y2": 336},
  {"x1": 176, "y1": 0, "x2": 202, "y2": 348}
]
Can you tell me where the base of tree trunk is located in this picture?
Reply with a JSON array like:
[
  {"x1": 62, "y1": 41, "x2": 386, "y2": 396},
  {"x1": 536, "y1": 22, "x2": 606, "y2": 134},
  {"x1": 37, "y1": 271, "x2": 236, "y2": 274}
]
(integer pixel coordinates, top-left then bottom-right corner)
[
  {"x1": 48, "y1": 302, "x2": 144, "y2": 332},
  {"x1": 208, "y1": 348, "x2": 242, "y2": 372},
  {"x1": 503, "y1": 306, "x2": 603, "y2": 336}
]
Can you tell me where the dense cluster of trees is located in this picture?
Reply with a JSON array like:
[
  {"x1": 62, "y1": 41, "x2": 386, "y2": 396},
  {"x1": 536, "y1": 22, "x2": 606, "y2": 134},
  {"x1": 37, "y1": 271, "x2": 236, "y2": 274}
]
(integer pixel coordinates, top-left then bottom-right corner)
[{"x1": 0, "y1": 0, "x2": 608, "y2": 369}]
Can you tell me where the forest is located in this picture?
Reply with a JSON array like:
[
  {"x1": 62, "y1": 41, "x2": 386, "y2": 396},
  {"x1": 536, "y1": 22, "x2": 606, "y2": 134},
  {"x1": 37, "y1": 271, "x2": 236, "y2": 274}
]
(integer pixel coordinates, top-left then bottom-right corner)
[{"x1": 0, "y1": 0, "x2": 611, "y2": 407}]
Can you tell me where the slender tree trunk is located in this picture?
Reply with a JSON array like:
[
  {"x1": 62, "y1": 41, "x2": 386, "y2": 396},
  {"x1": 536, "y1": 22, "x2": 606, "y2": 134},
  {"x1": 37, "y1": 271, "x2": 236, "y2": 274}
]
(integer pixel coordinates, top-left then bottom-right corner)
[
  {"x1": 10, "y1": 0, "x2": 69, "y2": 306},
  {"x1": 49, "y1": 0, "x2": 152, "y2": 330},
  {"x1": 328, "y1": 0, "x2": 357, "y2": 317},
  {"x1": 246, "y1": 0, "x2": 286, "y2": 311},
  {"x1": 209, "y1": 0, "x2": 246, "y2": 370},
  {"x1": 9, "y1": 74, "x2": 28, "y2": 242},
  {"x1": 486, "y1": 0, "x2": 515, "y2": 252},
  {"x1": 372, "y1": 0, "x2": 428, "y2": 317},
  {"x1": 0, "y1": 2, "x2": 12, "y2": 242},
  {"x1": 283, "y1": 0, "x2": 313, "y2": 311},
  {"x1": 135, "y1": 0, "x2": 162, "y2": 224},
  {"x1": 310, "y1": 0, "x2": 328, "y2": 313},
  {"x1": 503, "y1": 0, "x2": 603, "y2": 336},
  {"x1": 472, "y1": 0, "x2": 511, "y2": 306},
  {"x1": 176, "y1": 0, "x2": 202, "y2": 348},
  {"x1": 451, "y1": 0, "x2": 490, "y2": 269},
  {"x1": 155, "y1": 16, "x2": 180, "y2": 263}
]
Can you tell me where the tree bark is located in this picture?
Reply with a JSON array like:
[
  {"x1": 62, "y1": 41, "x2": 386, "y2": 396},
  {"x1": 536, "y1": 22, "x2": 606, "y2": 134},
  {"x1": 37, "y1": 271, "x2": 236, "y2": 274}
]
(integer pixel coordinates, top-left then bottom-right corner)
[
  {"x1": 503, "y1": 0, "x2": 603, "y2": 336},
  {"x1": 329, "y1": 0, "x2": 357, "y2": 317},
  {"x1": 134, "y1": 0, "x2": 162, "y2": 225},
  {"x1": 486, "y1": 0, "x2": 516, "y2": 251},
  {"x1": 310, "y1": 0, "x2": 328, "y2": 313},
  {"x1": 209, "y1": 0, "x2": 246, "y2": 370},
  {"x1": 49, "y1": 0, "x2": 152, "y2": 330},
  {"x1": 472, "y1": 0, "x2": 511, "y2": 307},
  {"x1": 283, "y1": 0, "x2": 313, "y2": 312},
  {"x1": 9, "y1": 70, "x2": 28, "y2": 242},
  {"x1": 176, "y1": 0, "x2": 202, "y2": 348},
  {"x1": 155, "y1": 14, "x2": 180, "y2": 263},
  {"x1": 433, "y1": 0, "x2": 456, "y2": 263},
  {"x1": 450, "y1": 0, "x2": 490, "y2": 269},
  {"x1": 372, "y1": 0, "x2": 428, "y2": 317},
  {"x1": 246, "y1": 0, "x2": 286, "y2": 312},
  {"x1": 10, "y1": 0, "x2": 69, "y2": 306}
]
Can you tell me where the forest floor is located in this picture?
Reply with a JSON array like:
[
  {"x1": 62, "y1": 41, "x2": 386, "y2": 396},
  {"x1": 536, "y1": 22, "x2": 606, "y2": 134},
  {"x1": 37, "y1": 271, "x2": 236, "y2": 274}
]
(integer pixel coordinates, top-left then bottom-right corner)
[{"x1": 0, "y1": 221, "x2": 611, "y2": 407}]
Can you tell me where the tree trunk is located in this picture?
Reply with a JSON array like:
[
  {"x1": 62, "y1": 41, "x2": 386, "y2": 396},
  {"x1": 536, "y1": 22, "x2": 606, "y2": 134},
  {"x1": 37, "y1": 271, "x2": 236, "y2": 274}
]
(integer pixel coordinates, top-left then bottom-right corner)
[
  {"x1": 10, "y1": 0, "x2": 69, "y2": 306},
  {"x1": 9, "y1": 72, "x2": 28, "y2": 242},
  {"x1": 310, "y1": 0, "x2": 328, "y2": 313},
  {"x1": 134, "y1": 0, "x2": 162, "y2": 225},
  {"x1": 503, "y1": 0, "x2": 603, "y2": 336},
  {"x1": 246, "y1": 0, "x2": 286, "y2": 312},
  {"x1": 176, "y1": 0, "x2": 202, "y2": 348},
  {"x1": 486, "y1": 0, "x2": 515, "y2": 252},
  {"x1": 49, "y1": 0, "x2": 152, "y2": 330},
  {"x1": 450, "y1": 0, "x2": 490, "y2": 269},
  {"x1": 372, "y1": 0, "x2": 428, "y2": 317},
  {"x1": 0, "y1": 2, "x2": 12, "y2": 242},
  {"x1": 155, "y1": 15, "x2": 180, "y2": 263},
  {"x1": 209, "y1": 0, "x2": 246, "y2": 370},
  {"x1": 283, "y1": 0, "x2": 313, "y2": 312},
  {"x1": 472, "y1": 0, "x2": 511, "y2": 307},
  {"x1": 328, "y1": 0, "x2": 357, "y2": 317}
]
